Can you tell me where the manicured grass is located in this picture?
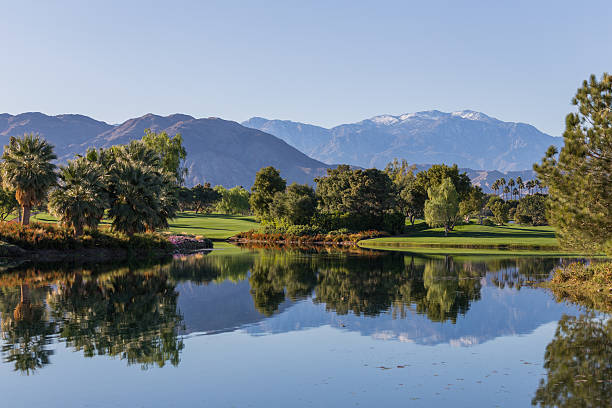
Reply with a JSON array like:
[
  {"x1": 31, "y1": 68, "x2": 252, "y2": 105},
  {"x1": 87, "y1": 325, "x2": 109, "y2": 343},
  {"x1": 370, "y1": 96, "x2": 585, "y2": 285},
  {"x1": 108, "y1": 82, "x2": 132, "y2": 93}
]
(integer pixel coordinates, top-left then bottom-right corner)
[
  {"x1": 31, "y1": 211, "x2": 258, "y2": 241},
  {"x1": 167, "y1": 212, "x2": 258, "y2": 240},
  {"x1": 360, "y1": 222, "x2": 560, "y2": 251}
]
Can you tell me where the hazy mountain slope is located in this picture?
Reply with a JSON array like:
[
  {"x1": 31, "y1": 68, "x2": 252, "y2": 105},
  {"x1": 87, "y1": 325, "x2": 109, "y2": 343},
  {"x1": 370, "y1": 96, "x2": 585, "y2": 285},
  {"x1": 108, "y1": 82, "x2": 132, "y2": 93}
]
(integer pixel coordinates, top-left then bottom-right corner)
[
  {"x1": 0, "y1": 112, "x2": 331, "y2": 188},
  {"x1": 0, "y1": 112, "x2": 113, "y2": 157},
  {"x1": 242, "y1": 110, "x2": 563, "y2": 171}
]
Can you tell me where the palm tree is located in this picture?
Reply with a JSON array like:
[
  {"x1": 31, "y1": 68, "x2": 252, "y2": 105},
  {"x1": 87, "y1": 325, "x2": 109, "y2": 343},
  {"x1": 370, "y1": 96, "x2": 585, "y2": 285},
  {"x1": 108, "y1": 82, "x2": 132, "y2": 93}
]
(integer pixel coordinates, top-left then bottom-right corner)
[
  {"x1": 48, "y1": 157, "x2": 109, "y2": 236},
  {"x1": 503, "y1": 186, "x2": 510, "y2": 201},
  {"x1": 491, "y1": 180, "x2": 500, "y2": 197},
  {"x1": 516, "y1": 176, "x2": 524, "y2": 199},
  {"x1": 507, "y1": 179, "x2": 516, "y2": 200},
  {"x1": 1, "y1": 134, "x2": 57, "y2": 225},
  {"x1": 526, "y1": 180, "x2": 534, "y2": 195}
]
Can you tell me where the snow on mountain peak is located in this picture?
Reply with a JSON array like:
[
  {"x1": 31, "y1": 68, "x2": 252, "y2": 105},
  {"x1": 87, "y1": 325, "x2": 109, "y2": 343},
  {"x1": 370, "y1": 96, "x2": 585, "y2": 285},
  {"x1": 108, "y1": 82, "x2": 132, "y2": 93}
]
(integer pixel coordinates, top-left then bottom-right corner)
[
  {"x1": 369, "y1": 115, "x2": 400, "y2": 125},
  {"x1": 451, "y1": 110, "x2": 492, "y2": 121}
]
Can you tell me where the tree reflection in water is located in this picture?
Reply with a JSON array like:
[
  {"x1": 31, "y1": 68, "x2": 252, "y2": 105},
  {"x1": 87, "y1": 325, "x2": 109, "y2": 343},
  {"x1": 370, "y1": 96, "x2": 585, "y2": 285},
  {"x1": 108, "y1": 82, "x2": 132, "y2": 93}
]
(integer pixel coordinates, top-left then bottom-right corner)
[
  {"x1": 532, "y1": 313, "x2": 611, "y2": 407},
  {"x1": 0, "y1": 264, "x2": 185, "y2": 374}
]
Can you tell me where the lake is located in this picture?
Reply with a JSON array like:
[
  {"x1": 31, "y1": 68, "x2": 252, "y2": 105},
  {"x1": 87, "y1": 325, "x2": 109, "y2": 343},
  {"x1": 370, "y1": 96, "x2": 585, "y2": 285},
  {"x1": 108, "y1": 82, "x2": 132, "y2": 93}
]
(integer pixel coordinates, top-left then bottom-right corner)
[{"x1": 0, "y1": 247, "x2": 609, "y2": 407}]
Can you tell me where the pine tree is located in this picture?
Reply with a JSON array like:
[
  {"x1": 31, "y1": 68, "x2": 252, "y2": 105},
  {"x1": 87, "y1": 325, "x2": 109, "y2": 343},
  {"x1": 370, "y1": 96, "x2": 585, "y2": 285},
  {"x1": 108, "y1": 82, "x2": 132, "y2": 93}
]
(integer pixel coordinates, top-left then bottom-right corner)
[{"x1": 535, "y1": 73, "x2": 612, "y2": 254}]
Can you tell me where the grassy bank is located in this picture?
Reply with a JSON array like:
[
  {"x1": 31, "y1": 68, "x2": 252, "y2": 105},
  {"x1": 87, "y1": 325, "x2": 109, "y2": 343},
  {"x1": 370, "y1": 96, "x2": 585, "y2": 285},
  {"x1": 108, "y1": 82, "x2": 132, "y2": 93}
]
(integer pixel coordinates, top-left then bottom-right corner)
[
  {"x1": 166, "y1": 212, "x2": 258, "y2": 240},
  {"x1": 360, "y1": 222, "x2": 561, "y2": 251},
  {"x1": 543, "y1": 262, "x2": 612, "y2": 312}
]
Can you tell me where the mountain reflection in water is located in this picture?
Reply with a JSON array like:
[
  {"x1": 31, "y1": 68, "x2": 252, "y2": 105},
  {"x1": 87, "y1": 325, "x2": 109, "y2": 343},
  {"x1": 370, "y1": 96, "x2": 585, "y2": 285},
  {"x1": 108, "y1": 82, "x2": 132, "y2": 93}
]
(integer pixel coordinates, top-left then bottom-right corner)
[{"x1": 0, "y1": 248, "x2": 607, "y2": 407}]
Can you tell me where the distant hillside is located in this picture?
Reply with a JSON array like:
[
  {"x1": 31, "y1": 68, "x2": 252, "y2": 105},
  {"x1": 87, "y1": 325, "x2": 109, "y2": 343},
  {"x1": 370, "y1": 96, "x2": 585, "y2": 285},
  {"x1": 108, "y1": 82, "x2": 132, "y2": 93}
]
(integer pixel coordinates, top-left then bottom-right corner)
[
  {"x1": 0, "y1": 112, "x2": 331, "y2": 188},
  {"x1": 243, "y1": 110, "x2": 563, "y2": 172}
]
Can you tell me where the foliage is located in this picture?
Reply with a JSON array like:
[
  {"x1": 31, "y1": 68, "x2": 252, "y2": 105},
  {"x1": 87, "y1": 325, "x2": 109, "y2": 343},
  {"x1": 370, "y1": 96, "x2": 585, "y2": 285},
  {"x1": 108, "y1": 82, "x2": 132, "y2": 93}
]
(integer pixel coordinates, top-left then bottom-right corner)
[
  {"x1": 269, "y1": 183, "x2": 316, "y2": 226},
  {"x1": 514, "y1": 194, "x2": 548, "y2": 226},
  {"x1": 1, "y1": 133, "x2": 57, "y2": 225},
  {"x1": 233, "y1": 229, "x2": 387, "y2": 244},
  {"x1": 141, "y1": 128, "x2": 187, "y2": 184},
  {"x1": 0, "y1": 221, "x2": 171, "y2": 250},
  {"x1": 415, "y1": 164, "x2": 472, "y2": 201},
  {"x1": 459, "y1": 186, "x2": 485, "y2": 223},
  {"x1": 316, "y1": 165, "x2": 398, "y2": 231},
  {"x1": 546, "y1": 262, "x2": 612, "y2": 312},
  {"x1": 48, "y1": 157, "x2": 109, "y2": 236},
  {"x1": 488, "y1": 196, "x2": 509, "y2": 225},
  {"x1": 249, "y1": 166, "x2": 286, "y2": 221},
  {"x1": 385, "y1": 159, "x2": 425, "y2": 225},
  {"x1": 532, "y1": 313, "x2": 611, "y2": 407},
  {"x1": 191, "y1": 183, "x2": 221, "y2": 213},
  {"x1": 535, "y1": 73, "x2": 612, "y2": 254},
  {"x1": 424, "y1": 178, "x2": 459, "y2": 235},
  {"x1": 0, "y1": 188, "x2": 18, "y2": 221},
  {"x1": 215, "y1": 186, "x2": 251, "y2": 215}
]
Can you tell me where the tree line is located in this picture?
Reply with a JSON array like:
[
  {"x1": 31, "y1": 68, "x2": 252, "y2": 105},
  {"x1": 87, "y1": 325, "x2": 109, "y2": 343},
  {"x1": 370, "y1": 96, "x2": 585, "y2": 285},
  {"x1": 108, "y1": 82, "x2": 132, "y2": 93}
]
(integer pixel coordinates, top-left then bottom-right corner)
[{"x1": 0, "y1": 129, "x2": 187, "y2": 236}]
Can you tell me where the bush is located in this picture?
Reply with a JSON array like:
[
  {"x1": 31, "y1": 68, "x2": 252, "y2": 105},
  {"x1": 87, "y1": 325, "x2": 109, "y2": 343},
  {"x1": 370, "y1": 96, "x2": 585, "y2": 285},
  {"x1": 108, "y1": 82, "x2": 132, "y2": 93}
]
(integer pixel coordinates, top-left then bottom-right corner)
[
  {"x1": 483, "y1": 218, "x2": 496, "y2": 226},
  {"x1": 0, "y1": 221, "x2": 172, "y2": 251}
]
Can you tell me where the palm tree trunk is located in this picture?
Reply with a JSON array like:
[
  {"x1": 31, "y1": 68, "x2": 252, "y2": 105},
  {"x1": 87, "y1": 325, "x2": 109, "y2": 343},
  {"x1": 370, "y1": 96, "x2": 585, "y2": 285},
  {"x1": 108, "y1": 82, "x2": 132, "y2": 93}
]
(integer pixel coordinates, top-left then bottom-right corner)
[{"x1": 22, "y1": 205, "x2": 31, "y2": 225}]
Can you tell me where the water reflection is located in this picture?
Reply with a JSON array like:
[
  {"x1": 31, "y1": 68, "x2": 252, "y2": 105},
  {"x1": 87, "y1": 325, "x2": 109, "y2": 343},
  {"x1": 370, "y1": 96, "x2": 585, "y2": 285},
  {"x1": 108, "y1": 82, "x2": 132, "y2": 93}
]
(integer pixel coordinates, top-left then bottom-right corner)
[
  {"x1": 0, "y1": 248, "x2": 599, "y2": 378},
  {"x1": 532, "y1": 313, "x2": 612, "y2": 407}
]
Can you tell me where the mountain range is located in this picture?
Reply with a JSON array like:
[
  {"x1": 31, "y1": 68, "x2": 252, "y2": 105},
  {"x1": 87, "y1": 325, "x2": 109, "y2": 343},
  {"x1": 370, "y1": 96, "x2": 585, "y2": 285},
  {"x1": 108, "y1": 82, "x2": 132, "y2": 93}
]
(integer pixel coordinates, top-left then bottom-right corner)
[
  {"x1": 0, "y1": 112, "x2": 330, "y2": 188},
  {"x1": 242, "y1": 110, "x2": 563, "y2": 172},
  {"x1": 0, "y1": 110, "x2": 560, "y2": 191}
]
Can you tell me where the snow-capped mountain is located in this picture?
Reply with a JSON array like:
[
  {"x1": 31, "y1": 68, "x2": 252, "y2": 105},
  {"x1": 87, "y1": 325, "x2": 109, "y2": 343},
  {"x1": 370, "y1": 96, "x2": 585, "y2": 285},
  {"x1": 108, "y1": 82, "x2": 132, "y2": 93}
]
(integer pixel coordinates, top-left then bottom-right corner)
[{"x1": 242, "y1": 110, "x2": 563, "y2": 171}]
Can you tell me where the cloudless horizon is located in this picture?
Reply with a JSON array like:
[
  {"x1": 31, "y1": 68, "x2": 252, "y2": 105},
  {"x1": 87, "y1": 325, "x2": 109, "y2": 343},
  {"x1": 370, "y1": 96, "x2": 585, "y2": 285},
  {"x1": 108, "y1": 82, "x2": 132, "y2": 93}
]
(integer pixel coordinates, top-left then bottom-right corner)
[{"x1": 1, "y1": 0, "x2": 610, "y2": 136}]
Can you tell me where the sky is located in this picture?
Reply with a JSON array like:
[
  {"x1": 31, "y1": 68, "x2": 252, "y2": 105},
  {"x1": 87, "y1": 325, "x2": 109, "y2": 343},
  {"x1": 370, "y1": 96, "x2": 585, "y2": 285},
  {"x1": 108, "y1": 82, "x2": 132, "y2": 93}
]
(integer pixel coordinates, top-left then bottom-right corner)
[{"x1": 1, "y1": 0, "x2": 610, "y2": 136}]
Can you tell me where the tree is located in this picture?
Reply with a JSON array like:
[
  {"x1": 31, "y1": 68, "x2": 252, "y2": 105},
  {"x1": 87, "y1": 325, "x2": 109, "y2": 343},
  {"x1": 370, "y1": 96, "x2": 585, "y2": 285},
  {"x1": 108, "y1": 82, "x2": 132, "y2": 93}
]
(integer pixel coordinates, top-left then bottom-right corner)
[
  {"x1": 535, "y1": 73, "x2": 612, "y2": 254},
  {"x1": 459, "y1": 186, "x2": 485, "y2": 223},
  {"x1": 424, "y1": 178, "x2": 459, "y2": 236},
  {"x1": 385, "y1": 159, "x2": 425, "y2": 225},
  {"x1": 516, "y1": 176, "x2": 524, "y2": 198},
  {"x1": 177, "y1": 187, "x2": 193, "y2": 211},
  {"x1": 249, "y1": 167, "x2": 286, "y2": 221},
  {"x1": 191, "y1": 183, "x2": 221, "y2": 213},
  {"x1": 48, "y1": 157, "x2": 109, "y2": 236},
  {"x1": 415, "y1": 164, "x2": 472, "y2": 202},
  {"x1": 507, "y1": 178, "x2": 516, "y2": 200},
  {"x1": 503, "y1": 186, "x2": 510, "y2": 201},
  {"x1": 316, "y1": 166, "x2": 398, "y2": 231},
  {"x1": 488, "y1": 196, "x2": 509, "y2": 225},
  {"x1": 0, "y1": 188, "x2": 18, "y2": 221},
  {"x1": 492, "y1": 180, "x2": 500, "y2": 197},
  {"x1": 215, "y1": 186, "x2": 251, "y2": 215},
  {"x1": 100, "y1": 141, "x2": 179, "y2": 235},
  {"x1": 514, "y1": 194, "x2": 547, "y2": 226},
  {"x1": 141, "y1": 129, "x2": 187, "y2": 184},
  {"x1": 269, "y1": 183, "x2": 316, "y2": 226},
  {"x1": 1, "y1": 134, "x2": 57, "y2": 225}
]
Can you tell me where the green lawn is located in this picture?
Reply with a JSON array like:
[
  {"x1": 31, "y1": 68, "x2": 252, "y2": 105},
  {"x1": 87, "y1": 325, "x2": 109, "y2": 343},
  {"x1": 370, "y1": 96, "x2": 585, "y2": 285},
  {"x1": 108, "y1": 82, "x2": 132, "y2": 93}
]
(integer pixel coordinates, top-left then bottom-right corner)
[
  {"x1": 30, "y1": 211, "x2": 258, "y2": 241},
  {"x1": 360, "y1": 222, "x2": 561, "y2": 251},
  {"x1": 166, "y1": 212, "x2": 257, "y2": 240}
]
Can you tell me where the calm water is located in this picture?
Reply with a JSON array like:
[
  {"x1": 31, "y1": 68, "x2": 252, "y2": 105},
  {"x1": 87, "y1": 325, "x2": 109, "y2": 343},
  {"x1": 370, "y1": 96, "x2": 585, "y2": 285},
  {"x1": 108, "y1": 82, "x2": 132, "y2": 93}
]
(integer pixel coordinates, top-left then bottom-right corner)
[{"x1": 0, "y1": 247, "x2": 609, "y2": 407}]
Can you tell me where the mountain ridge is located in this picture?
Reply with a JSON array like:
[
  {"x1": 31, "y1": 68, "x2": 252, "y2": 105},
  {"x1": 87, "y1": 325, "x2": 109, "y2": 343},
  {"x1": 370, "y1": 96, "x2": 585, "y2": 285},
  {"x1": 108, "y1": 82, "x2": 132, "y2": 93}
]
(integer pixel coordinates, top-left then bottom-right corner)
[{"x1": 242, "y1": 110, "x2": 563, "y2": 172}]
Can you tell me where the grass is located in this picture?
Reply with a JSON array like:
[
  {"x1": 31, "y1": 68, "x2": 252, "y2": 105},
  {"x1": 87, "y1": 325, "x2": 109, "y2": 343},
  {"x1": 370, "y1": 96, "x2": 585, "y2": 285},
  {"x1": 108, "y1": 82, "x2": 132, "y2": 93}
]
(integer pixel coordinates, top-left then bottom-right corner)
[
  {"x1": 543, "y1": 262, "x2": 612, "y2": 312},
  {"x1": 360, "y1": 221, "x2": 561, "y2": 251},
  {"x1": 31, "y1": 211, "x2": 258, "y2": 241},
  {"x1": 166, "y1": 212, "x2": 258, "y2": 240}
]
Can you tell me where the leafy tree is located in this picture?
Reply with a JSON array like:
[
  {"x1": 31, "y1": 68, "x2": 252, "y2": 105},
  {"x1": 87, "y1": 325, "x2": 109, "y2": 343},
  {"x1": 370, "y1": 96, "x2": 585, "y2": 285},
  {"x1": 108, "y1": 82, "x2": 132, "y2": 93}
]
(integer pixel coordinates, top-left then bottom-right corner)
[
  {"x1": 488, "y1": 196, "x2": 509, "y2": 225},
  {"x1": 424, "y1": 178, "x2": 459, "y2": 236},
  {"x1": 191, "y1": 183, "x2": 221, "y2": 213},
  {"x1": 177, "y1": 186, "x2": 194, "y2": 211},
  {"x1": 385, "y1": 159, "x2": 425, "y2": 225},
  {"x1": 269, "y1": 183, "x2": 316, "y2": 225},
  {"x1": 1, "y1": 134, "x2": 57, "y2": 225},
  {"x1": 215, "y1": 186, "x2": 250, "y2": 215},
  {"x1": 48, "y1": 157, "x2": 109, "y2": 236},
  {"x1": 141, "y1": 129, "x2": 187, "y2": 184},
  {"x1": 250, "y1": 167, "x2": 286, "y2": 221},
  {"x1": 515, "y1": 194, "x2": 547, "y2": 226},
  {"x1": 535, "y1": 73, "x2": 612, "y2": 254},
  {"x1": 459, "y1": 186, "x2": 485, "y2": 223},
  {"x1": 316, "y1": 166, "x2": 398, "y2": 231},
  {"x1": 0, "y1": 188, "x2": 18, "y2": 221},
  {"x1": 416, "y1": 164, "x2": 472, "y2": 202}
]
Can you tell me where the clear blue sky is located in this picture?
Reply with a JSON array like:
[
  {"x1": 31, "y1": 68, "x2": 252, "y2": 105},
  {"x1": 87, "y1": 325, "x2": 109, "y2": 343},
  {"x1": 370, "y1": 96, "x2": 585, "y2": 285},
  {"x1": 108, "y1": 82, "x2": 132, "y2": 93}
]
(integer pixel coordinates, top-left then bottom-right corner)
[{"x1": 1, "y1": 0, "x2": 610, "y2": 135}]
